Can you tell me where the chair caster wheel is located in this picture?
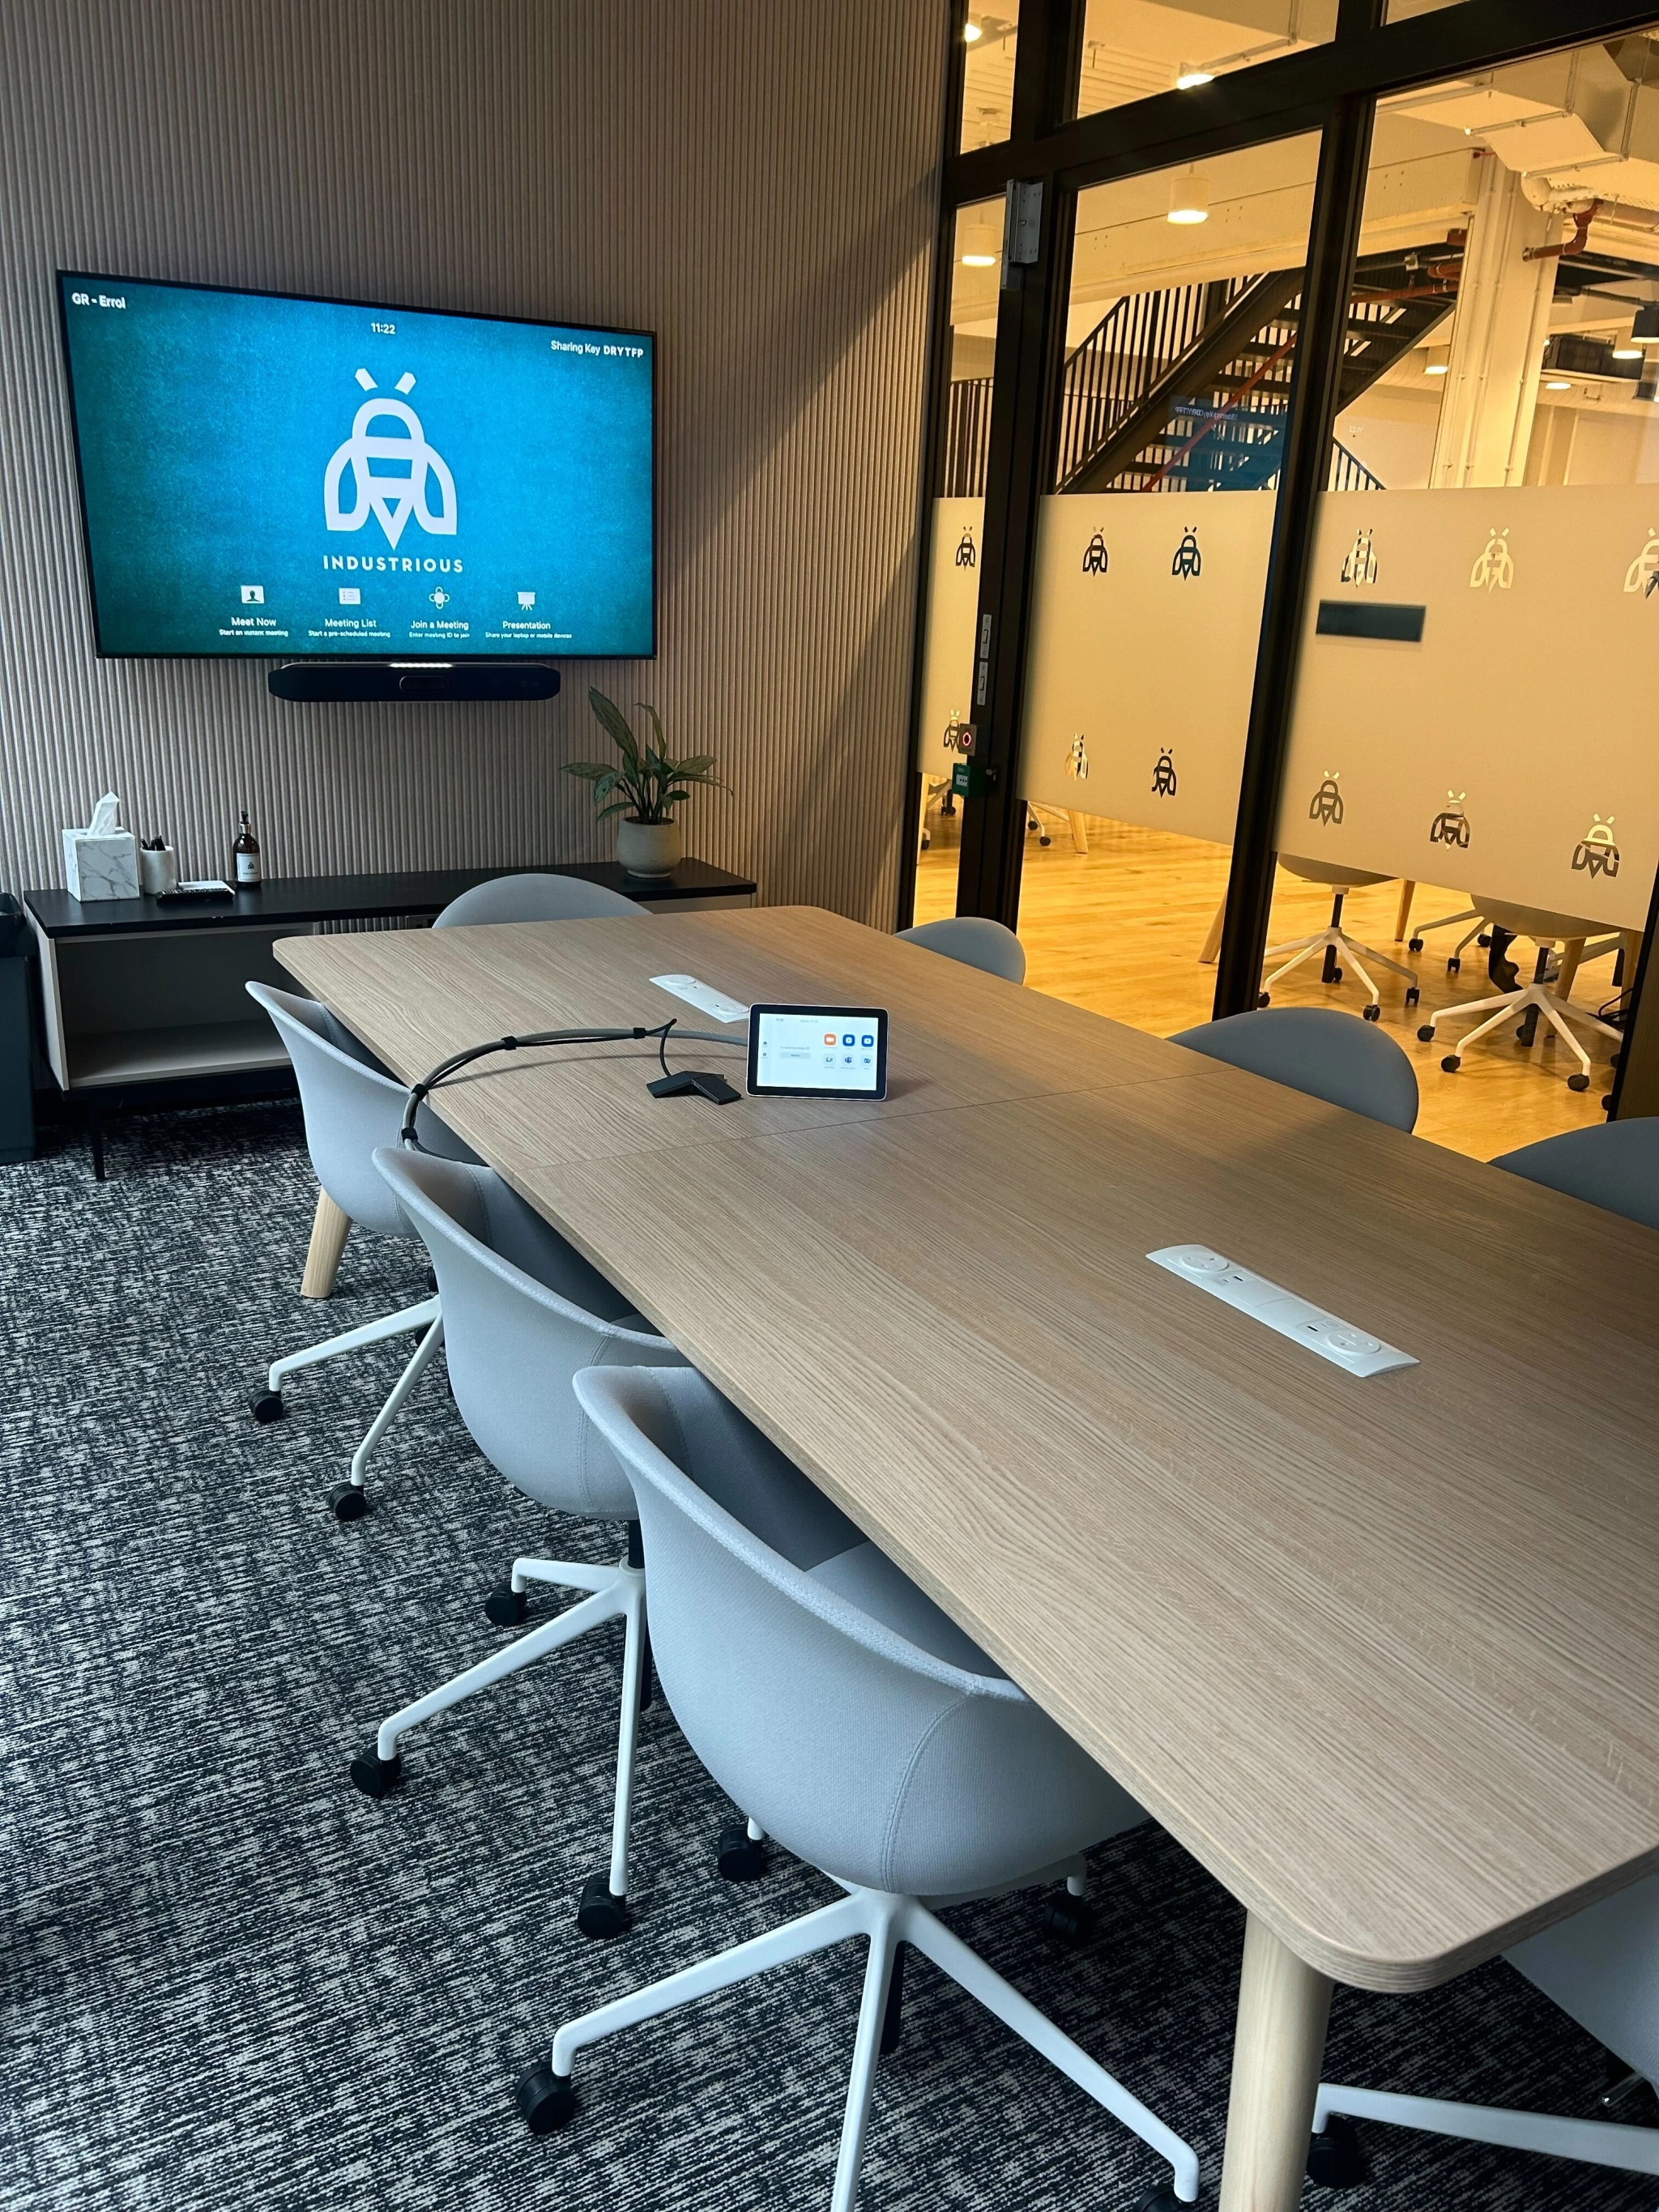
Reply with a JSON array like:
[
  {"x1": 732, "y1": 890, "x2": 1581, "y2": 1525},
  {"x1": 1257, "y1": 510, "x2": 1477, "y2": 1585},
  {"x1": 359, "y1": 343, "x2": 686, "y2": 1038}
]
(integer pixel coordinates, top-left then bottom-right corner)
[
  {"x1": 331, "y1": 1485, "x2": 371, "y2": 1522},
  {"x1": 1405, "y1": 987, "x2": 1419, "y2": 1008},
  {"x1": 1447, "y1": 956, "x2": 1461, "y2": 974},
  {"x1": 1362, "y1": 1004, "x2": 1380, "y2": 1022},
  {"x1": 1567, "y1": 1073, "x2": 1591, "y2": 1093},
  {"x1": 1132, "y1": 2188, "x2": 1182, "y2": 2212},
  {"x1": 485, "y1": 1585, "x2": 529, "y2": 1626},
  {"x1": 349, "y1": 1749, "x2": 402, "y2": 1799},
  {"x1": 1441, "y1": 1055, "x2": 1461, "y2": 1073},
  {"x1": 1478, "y1": 932, "x2": 1491, "y2": 948},
  {"x1": 1256, "y1": 993, "x2": 1270, "y2": 1009},
  {"x1": 518, "y1": 2062, "x2": 578, "y2": 2135},
  {"x1": 1307, "y1": 2114, "x2": 1368, "y2": 2187},
  {"x1": 717, "y1": 1823, "x2": 766, "y2": 1881},
  {"x1": 576, "y1": 1871, "x2": 632, "y2": 1940},
  {"x1": 1416, "y1": 1025, "x2": 1435, "y2": 1043},
  {"x1": 1611, "y1": 1050, "x2": 1623, "y2": 1069},
  {"x1": 1327, "y1": 965, "x2": 1343, "y2": 984},
  {"x1": 250, "y1": 1390, "x2": 284, "y2": 1425},
  {"x1": 1407, "y1": 936, "x2": 1424, "y2": 953},
  {"x1": 1039, "y1": 1892, "x2": 1094, "y2": 1947}
]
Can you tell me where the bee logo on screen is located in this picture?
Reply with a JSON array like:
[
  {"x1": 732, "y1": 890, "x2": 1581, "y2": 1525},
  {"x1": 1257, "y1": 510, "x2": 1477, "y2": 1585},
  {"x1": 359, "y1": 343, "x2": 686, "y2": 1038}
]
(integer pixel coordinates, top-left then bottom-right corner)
[
  {"x1": 1469, "y1": 526, "x2": 1514, "y2": 593},
  {"x1": 955, "y1": 526, "x2": 977, "y2": 569},
  {"x1": 325, "y1": 369, "x2": 456, "y2": 549},
  {"x1": 1152, "y1": 747, "x2": 1177, "y2": 798},
  {"x1": 1081, "y1": 529, "x2": 1110, "y2": 576},
  {"x1": 1064, "y1": 734, "x2": 1090, "y2": 782},
  {"x1": 1428, "y1": 792, "x2": 1470, "y2": 849},
  {"x1": 1340, "y1": 526, "x2": 1378, "y2": 587},
  {"x1": 1171, "y1": 526, "x2": 1202, "y2": 580},
  {"x1": 1308, "y1": 770, "x2": 1344, "y2": 828},
  {"x1": 1572, "y1": 816, "x2": 1621, "y2": 880},
  {"x1": 1623, "y1": 529, "x2": 1659, "y2": 599}
]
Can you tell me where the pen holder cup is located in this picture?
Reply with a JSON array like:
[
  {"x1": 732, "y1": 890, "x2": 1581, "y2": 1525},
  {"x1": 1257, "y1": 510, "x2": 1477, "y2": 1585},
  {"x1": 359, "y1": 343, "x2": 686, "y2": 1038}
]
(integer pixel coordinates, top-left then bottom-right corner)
[{"x1": 139, "y1": 846, "x2": 181, "y2": 897}]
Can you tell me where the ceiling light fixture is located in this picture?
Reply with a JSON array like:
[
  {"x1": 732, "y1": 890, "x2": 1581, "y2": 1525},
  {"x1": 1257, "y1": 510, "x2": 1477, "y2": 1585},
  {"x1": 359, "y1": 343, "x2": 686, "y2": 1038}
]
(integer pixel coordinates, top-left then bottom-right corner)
[
  {"x1": 962, "y1": 17, "x2": 983, "y2": 40},
  {"x1": 961, "y1": 251, "x2": 997, "y2": 266},
  {"x1": 1544, "y1": 378, "x2": 1572, "y2": 390},
  {"x1": 1167, "y1": 168, "x2": 1209, "y2": 225},
  {"x1": 1613, "y1": 342, "x2": 1644, "y2": 360},
  {"x1": 1425, "y1": 360, "x2": 1449, "y2": 375},
  {"x1": 1175, "y1": 64, "x2": 1214, "y2": 88}
]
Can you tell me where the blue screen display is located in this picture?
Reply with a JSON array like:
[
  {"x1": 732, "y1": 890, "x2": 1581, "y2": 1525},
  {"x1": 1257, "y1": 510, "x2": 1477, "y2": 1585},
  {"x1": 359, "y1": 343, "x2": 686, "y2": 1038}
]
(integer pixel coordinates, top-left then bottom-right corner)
[{"x1": 58, "y1": 273, "x2": 655, "y2": 658}]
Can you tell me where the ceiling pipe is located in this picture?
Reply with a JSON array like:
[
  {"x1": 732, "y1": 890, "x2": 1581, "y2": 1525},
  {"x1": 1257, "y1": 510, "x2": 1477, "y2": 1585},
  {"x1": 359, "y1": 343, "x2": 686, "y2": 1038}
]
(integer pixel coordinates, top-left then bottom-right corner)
[{"x1": 1524, "y1": 201, "x2": 1601, "y2": 263}]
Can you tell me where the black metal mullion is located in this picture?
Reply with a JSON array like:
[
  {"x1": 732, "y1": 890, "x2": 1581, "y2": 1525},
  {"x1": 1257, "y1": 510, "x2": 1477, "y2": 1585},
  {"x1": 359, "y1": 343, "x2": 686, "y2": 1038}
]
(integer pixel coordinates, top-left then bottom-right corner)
[
  {"x1": 950, "y1": 0, "x2": 1084, "y2": 927},
  {"x1": 1213, "y1": 96, "x2": 1378, "y2": 1019},
  {"x1": 895, "y1": 0, "x2": 973, "y2": 931}
]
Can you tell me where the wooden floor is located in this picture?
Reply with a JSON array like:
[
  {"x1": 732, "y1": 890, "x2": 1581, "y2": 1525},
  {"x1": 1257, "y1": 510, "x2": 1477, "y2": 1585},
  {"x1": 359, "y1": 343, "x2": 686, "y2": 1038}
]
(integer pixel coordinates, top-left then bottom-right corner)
[{"x1": 915, "y1": 808, "x2": 1618, "y2": 1162}]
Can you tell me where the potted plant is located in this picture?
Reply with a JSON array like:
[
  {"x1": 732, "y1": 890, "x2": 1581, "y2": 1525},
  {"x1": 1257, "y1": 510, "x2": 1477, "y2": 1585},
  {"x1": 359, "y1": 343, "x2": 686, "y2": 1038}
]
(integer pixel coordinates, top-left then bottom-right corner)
[{"x1": 563, "y1": 688, "x2": 723, "y2": 879}]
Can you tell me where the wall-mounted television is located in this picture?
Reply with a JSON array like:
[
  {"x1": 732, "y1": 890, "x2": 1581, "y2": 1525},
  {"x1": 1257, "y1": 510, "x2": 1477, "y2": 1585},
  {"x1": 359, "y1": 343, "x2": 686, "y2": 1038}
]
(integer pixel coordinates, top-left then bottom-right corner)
[{"x1": 57, "y1": 271, "x2": 655, "y2": 661}]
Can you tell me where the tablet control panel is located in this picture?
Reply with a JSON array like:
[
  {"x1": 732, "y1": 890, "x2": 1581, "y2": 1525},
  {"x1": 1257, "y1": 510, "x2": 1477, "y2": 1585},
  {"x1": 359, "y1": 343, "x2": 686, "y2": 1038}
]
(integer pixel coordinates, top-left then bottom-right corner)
[{"x1": 1147, "y1": 1245, "x2": 1417, "y2": 1378}]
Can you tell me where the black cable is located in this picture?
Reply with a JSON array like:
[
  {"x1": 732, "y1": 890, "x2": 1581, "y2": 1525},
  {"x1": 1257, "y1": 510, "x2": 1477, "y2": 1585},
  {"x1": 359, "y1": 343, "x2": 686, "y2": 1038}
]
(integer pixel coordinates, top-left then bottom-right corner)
[{"x1": 399, "y1": 1018, "x2": 746, "y2": 1149}]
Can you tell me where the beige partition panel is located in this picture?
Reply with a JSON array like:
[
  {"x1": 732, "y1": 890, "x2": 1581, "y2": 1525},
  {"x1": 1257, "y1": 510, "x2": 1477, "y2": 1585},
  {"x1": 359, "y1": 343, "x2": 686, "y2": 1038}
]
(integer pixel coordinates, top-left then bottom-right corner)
[
  {"x1": 1018, "y1": 492, "x2": 1276, "y2": 843},
  {"x1": 1279, "y1": 486, "x2": 1659, "y2": 931},
  {"x1": 915, "y1": 497, "x2": 986, "y2": 780}
]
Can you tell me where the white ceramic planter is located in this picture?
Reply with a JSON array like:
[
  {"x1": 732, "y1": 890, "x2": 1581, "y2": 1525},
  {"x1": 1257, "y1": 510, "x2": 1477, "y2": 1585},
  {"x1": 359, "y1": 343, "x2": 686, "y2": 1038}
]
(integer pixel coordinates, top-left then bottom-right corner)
[{"x1": 615, "y1": 817, "x2": 681, "y2": 878}]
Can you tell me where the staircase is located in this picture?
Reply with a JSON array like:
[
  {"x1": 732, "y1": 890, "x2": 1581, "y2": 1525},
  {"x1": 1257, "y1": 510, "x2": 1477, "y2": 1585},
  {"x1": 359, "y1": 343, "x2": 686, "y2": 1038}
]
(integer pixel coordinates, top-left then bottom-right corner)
[{"x1": 940, "y1": 244, "x2": 1459, "y2": 500}]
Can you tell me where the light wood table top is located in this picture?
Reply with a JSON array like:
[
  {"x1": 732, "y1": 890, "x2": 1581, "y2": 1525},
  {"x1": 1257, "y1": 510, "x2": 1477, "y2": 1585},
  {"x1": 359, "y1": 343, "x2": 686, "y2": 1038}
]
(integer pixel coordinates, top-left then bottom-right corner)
[{"x1": 278, "y1": 907, "x2": 1659, "y2": 1996}]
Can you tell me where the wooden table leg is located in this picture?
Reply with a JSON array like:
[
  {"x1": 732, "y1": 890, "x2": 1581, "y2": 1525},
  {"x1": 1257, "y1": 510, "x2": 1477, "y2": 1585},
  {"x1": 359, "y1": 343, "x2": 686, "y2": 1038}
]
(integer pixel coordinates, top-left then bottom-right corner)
[
  {"x1": 1218, "y1": 1912, "x2": 1333, "y2": 2212},
  {"x1": 1066, "y1": 811, "x2": 1090, "y2": 855},
  {"x1": 1394, "y1": 880, "x2": 1415, "y2": 943},
  {"x1": 1200, "y1": 893, "x2": 1226, "y2": 966},
  {"x1": 301, "y1": 1189, "x2": 352, "y2": 1298}
]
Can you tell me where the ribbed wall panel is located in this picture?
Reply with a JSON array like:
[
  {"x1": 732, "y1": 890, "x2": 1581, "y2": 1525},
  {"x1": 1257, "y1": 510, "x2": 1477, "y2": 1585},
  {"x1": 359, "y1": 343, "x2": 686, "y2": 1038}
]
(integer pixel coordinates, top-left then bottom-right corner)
[{"x1": 0, "y1": 0, "x2": 944, "y2": 923}]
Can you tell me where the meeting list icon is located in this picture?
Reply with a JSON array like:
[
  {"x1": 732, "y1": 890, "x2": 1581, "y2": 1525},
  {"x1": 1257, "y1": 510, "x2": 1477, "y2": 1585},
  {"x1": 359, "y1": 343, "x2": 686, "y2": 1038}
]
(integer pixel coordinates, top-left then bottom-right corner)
[{"x1": 338, "y1": 587, "x2": 361, "y2": 606}]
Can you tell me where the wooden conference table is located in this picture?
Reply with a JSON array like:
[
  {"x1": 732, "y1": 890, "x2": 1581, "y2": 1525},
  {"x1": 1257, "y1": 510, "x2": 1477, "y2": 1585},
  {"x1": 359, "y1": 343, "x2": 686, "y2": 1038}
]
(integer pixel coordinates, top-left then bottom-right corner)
[{"x1": 278, "y1": 905, "x2": 1659, "y2": 2210}]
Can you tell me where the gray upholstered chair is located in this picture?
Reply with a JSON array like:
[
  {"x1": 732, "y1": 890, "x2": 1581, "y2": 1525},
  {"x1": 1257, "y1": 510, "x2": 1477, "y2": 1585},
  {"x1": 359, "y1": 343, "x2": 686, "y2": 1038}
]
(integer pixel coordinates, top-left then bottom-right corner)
[
  {"x1": 1492, "y1": 1117, "x2": 1659, "y2": 1233},
  {"x1": 433, "y1": 872, "x2": 639, "y2": 927},
  {"x1": 246, "y1": 980, "x2": 474, "y2": 1519},
  {"x1": 1310, "y1": 1117, "x2": 1659, "y2": 2193},
  {"x1": 1169, "y1": 1005, "x2": 1418, "y2": 1133},
  {"x1": 517, "y1": 1363, "x2": 1200, "y2": 2212},
  {"x1": 898, "y1": 914, "x2": 1026, "y2": 983},
  {"x1": 356, "y1": 1147, "x2": 684, "y2": 1938}
]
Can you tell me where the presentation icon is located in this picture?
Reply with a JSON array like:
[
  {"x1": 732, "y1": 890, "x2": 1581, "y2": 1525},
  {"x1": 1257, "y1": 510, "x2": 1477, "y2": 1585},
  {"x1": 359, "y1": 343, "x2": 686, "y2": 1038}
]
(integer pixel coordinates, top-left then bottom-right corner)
[
  {"x1": 338, "y1": 587, "x2": 361, "y2": 606},
  {"x1": 240, "y1": 585, "x2": 265, "y2": 604},
  {"x1": 517, "y1": 590, "x2": 536, "y2": 608}
]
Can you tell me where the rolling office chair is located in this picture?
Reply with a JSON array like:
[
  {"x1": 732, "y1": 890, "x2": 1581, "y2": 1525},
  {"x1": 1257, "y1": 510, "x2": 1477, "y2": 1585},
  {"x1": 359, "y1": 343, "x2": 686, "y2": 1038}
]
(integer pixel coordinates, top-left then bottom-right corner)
[
  {"x1": 898, "y1": 914, "x2": 1027, "y2": 984},
  {"x1": 1169, "y1": 1006, "x2": 1419, "y2": 1133},
  {"x1": 356, "y1": 1147, "x2": 684, "y2": 1937},
  {"x1": 1258, "y1": 857, "x2": 1419, "y2": 1021},
  {"x1": 431, "y1": 872, "x2": 640, "y2": 927},
  {"x1": 1310, "y1": 1115, "x2": 1659, "y2": 2193},
  {"x1": 246, "y1": 982, "x2": 476, "y2": 1519},
  {"x1": 1417, "y1": 897, "x2": 1624, "y2": 1093},
  {"x1": 518, "y1": 1363, "x2": 1201, "y2": 2212}
]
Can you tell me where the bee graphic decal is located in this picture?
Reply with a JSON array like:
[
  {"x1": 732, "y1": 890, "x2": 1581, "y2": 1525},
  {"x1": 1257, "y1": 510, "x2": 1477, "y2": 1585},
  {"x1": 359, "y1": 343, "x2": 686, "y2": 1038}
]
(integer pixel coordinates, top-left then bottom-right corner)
[
  {"x1": 1469, "y1": 527, "x2": 1514, "y2": 593},
  {"x1": 1340, "y1": 527, "x2": 1378, "y2": 588},
  {"x1": 954, "y1": 526, "x2": 977, "y2": 569},
  {"x1": 1081, "y1": 530, "x2": 1110, "y2": 576},
  {"x1": 1309, "y1": 770, "x2": 1344, "y2": 827},
  {"x1": 1428, "y1": 792, "x2": 1469, "y2": 849},
  {"x1": 1171, "y1": 526, "x2": 1202, "y2": 580},
  {"x1": 1572, "y1": 816, "x2": 1620, "y2": 880},
  {"x1": 1064, "y1": 735, "x2": 1090, "y2": 782},
  {"x1": 1152, "y1": 748, "x2": 1177, "y2": 798}
]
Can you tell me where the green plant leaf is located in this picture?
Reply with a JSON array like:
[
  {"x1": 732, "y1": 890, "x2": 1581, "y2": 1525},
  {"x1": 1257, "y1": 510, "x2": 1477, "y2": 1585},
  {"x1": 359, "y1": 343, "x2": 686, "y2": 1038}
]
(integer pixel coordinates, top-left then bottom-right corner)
[
  {"x1": 672, "y1": 754, "x2": 717, "y2": 777},
  {"x1": 588, "y1": 686, "x2": 641, "y2": 770},
  {"x1": 561, "y1": 761, "x2": 612, "y2": 780},
  {"x1": 639, "y1": 702, "x2": 666, "y2": 756},
  {"x1": 594, "y1": 799, "x2": 634, "y2": 822}
]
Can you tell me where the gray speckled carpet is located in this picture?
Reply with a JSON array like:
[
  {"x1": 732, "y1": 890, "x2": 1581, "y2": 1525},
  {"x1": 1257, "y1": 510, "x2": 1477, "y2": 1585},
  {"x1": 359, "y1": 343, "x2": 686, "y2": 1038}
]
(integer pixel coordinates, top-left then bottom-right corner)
[{"x1": 0, "y1": 1103, "x2": 1651, "y2": 2210}]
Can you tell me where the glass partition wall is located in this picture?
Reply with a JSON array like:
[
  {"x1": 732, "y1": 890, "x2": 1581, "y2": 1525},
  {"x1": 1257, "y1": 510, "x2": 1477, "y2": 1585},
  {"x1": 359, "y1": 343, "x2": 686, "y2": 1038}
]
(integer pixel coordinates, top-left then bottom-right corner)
[
  {"x1": 1011, "y1": 139, "x2": 1317, "y2": 1030},
  {"x1": 902, "y1": 0, "x2": 1659, "y2": 1153}
]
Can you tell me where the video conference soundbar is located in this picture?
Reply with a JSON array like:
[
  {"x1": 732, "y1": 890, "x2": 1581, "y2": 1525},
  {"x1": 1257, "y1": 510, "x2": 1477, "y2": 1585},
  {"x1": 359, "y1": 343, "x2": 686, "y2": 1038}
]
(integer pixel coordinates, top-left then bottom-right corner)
[{"x1": 268, "y1": 661, "x2": 561, "y2": 702}]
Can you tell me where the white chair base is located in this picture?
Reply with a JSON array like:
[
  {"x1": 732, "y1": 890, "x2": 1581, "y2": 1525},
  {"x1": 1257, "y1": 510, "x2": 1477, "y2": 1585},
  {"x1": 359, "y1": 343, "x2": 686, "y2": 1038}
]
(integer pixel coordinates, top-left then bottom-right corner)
[
  {"x1": 1312, "y1": 2079, "x2": 1659, "y2": 2184},
  {"x1": 255, "y1": 1294, "x2": 443, "y2": 1519},
  {"x1": 350, "y1": 1552, "x2": 647, "y2": 1936},
  {"x1": 1261, "y1": 918, "x2": 1419, "y2": 1020},
  {"x1": 522, "y1": 1871, "x2": 1201, "y2": 2210},
  {"x1": 1418, "y1": 987, "x2": 1622, "y2": 1091}
]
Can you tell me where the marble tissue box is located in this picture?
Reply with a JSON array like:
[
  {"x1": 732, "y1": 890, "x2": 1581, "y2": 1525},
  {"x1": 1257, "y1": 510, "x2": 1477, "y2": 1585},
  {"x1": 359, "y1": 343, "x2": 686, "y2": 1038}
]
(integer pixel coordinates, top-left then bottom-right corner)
[{"x1": 63, "y1": 827, "x2": 139, "y2": 901}]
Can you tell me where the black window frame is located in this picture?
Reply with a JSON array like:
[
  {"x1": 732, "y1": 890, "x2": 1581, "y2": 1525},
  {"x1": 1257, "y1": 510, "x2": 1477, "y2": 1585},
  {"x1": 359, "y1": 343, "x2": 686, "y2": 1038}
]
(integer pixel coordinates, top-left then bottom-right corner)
[{"x1": 902, "y1": 0, "x2": 1659, "y2": 1117}]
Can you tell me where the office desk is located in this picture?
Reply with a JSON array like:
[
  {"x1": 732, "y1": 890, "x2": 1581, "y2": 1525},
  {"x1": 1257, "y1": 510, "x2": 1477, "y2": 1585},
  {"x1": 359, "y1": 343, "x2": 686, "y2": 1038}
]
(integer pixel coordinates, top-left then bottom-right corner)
[{"x1": 277, "y1": 906, "x2": 1659, "y2": 2211}]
